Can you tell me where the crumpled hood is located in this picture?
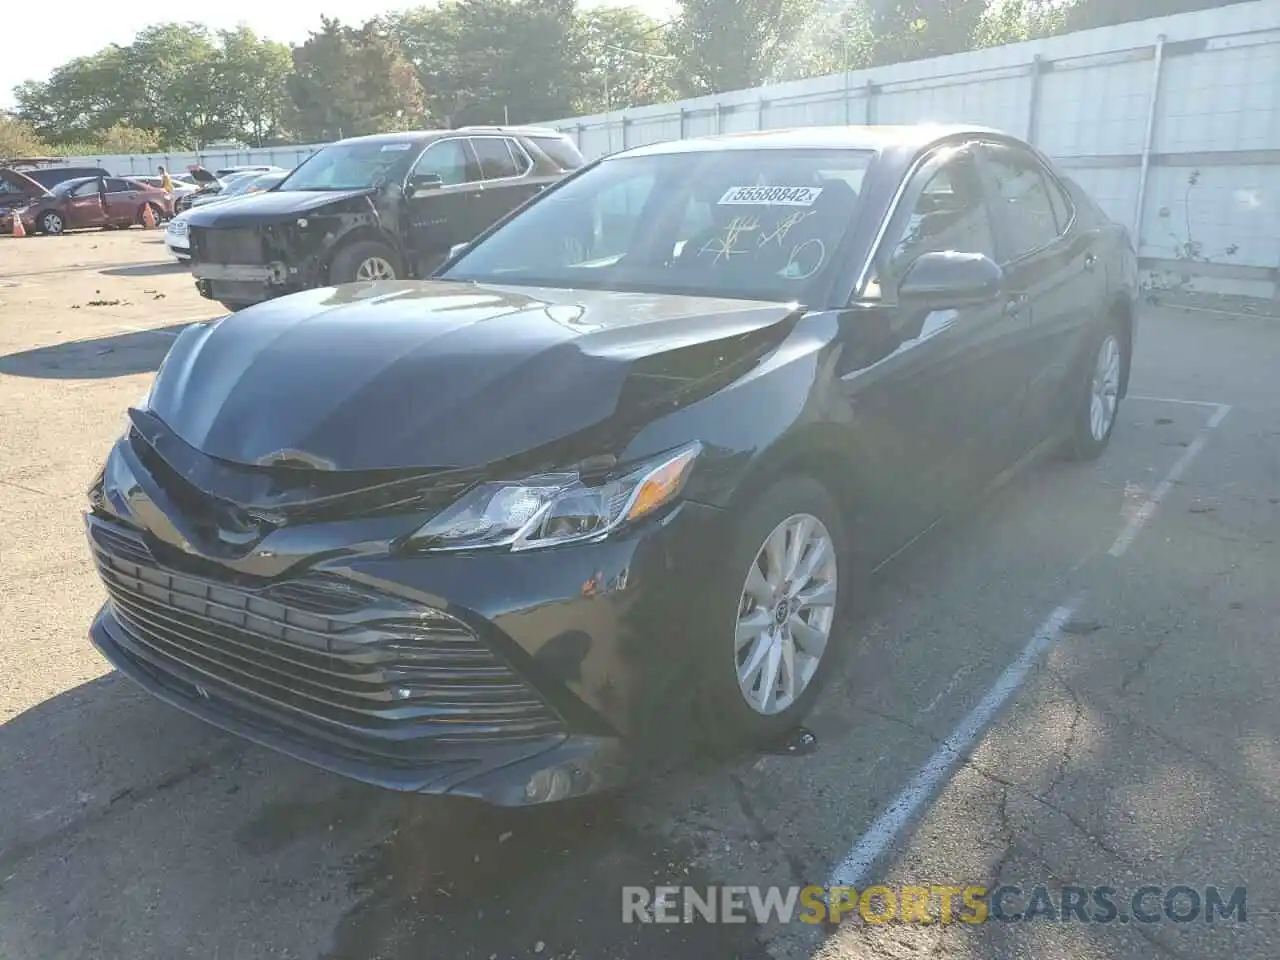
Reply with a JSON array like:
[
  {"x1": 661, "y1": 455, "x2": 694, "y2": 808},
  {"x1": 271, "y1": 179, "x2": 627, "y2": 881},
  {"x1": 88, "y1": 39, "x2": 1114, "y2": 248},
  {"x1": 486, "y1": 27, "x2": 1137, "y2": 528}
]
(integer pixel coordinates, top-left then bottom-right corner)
[
  {"x1": 146, "y1": 281, "x2": 799, "y2": 471},
  {"x1": 184, "y1": 187, "x2": 378, "y2": 227}
]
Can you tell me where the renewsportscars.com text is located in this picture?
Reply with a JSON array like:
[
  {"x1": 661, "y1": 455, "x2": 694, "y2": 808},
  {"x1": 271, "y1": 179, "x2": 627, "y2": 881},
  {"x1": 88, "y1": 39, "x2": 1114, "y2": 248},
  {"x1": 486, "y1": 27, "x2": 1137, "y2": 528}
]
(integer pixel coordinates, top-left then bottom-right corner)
[{"x1": 622, "y1": 884, "x2": 1247, "y2": 925}]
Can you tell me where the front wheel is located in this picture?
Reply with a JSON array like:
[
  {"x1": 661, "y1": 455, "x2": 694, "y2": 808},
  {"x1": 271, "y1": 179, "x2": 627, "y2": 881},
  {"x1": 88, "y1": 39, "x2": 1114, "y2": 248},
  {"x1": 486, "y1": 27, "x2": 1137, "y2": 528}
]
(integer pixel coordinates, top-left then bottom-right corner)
[
  {"x1": 698, "y1": 476, "x2": 847, "y2": 747},
  {"x1": 1062, "y1": 321, "x2": 1124, "y2": 461},
  {"x1": 329, "y1": 240, "x2": 403, "y2": 285},
  {"x1": 39, "y1": 211, "x2": 64, "y2": 235}
]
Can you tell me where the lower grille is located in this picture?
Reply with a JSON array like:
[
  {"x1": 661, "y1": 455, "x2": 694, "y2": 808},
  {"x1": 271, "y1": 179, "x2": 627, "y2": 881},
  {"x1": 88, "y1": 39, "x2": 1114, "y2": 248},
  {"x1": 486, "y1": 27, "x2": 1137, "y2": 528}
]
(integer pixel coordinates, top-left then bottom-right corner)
[
  {"x1": 192, "y1": 227, "x2": 263, "y2": 264},
  {"x1": 88, "y1": 519, "x2": 564, "y2": 754}
]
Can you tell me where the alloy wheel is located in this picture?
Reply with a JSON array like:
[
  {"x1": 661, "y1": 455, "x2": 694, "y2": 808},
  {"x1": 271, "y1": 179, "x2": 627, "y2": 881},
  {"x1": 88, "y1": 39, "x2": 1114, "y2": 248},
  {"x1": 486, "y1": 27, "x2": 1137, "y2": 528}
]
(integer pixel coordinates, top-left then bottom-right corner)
[
  {"x1": 43, "y1": 213, "x2": 63, "y2": 235},
  {"x1": 734, "y1": 513, "x2": 838, "y2": 715},
  {"x1": 1090, "y1": 334, "x2": 1121, "y2": 442},
  {"x1": 355, "y1": 256, "x2": 396, "y2": 281}
]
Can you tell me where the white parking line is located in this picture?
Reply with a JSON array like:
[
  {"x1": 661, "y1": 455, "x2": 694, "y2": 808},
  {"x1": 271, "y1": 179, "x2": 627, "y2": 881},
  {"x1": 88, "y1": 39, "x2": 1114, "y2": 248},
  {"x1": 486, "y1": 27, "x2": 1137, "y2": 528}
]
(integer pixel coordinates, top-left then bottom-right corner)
[
  {"x1": 830, "y1": 602, "x2": 1078, "y2": 886},
  {"x1": 1108, "y1": 402, "x2": 1231, "y2": 558},
  {"x1": 828, "y1": 396, "x2": 1232, "y2": 887},
  {"x1": 1128, "y1": 394, "x2": 1225, "y2": 408}
]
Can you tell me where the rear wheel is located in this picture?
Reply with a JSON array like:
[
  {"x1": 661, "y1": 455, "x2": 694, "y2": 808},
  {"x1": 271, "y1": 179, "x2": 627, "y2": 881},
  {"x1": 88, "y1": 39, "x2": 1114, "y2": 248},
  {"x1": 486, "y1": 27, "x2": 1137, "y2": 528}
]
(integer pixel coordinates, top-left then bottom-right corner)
[
  {"x1": 1062, "y1": 320, "x2": 1124, "y2": 461},
  {"x1": 39, "y1": 211, "x2": 64, "y2": 235},
  {"x1": 330, "y1": 240, "x2": 402, "y2": 285},
  {"x1": 698, "y1": 476, "x2": 847, "y2": 747}
]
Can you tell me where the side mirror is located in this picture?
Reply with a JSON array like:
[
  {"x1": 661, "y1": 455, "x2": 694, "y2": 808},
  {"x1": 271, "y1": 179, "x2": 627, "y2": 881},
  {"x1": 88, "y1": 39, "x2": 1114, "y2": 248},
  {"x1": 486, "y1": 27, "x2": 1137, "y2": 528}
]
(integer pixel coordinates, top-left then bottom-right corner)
[
  {"x1": 409, "y1": 172, "x2": 443, "y2": 198},
  {"x1": 897, "y1": 251, "x2": 1003, "y2": 306}
]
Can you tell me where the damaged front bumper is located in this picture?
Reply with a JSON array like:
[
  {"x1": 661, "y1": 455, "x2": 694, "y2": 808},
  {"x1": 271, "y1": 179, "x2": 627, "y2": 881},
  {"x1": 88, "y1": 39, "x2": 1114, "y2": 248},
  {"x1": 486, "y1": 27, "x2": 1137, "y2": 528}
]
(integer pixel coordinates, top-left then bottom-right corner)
[
  {"x1": 189, "y1": 225, "x2": 320, "y2": 306},
  {"x1": 85, "y1": 430, "x2": 726, "y2": 804}
]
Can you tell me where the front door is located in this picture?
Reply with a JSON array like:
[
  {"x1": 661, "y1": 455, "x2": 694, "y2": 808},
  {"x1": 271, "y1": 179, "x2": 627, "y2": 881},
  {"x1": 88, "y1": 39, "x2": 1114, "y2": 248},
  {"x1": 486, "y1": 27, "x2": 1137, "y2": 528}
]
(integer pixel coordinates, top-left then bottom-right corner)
[
  {"x1": 841, "y1": 144, "x2": 1034, "y2": 538},
  {"x1": 404, "y1": 138, "x2": 483, "y2": 275},
  {"x1": 63, "y1": 179, "x2": 108, "y2": 229}
]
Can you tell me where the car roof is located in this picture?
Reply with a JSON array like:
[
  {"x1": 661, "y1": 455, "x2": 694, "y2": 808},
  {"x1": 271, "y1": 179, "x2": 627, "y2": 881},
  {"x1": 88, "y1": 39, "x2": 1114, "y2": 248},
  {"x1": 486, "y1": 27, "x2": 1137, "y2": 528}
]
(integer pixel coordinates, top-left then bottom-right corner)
[
  {"x1": 612, "y1": 124, "x2": 1008, "y2": 159},
  {"x1": 332, "y1": 126, "x2": 568, "y2": 147}
]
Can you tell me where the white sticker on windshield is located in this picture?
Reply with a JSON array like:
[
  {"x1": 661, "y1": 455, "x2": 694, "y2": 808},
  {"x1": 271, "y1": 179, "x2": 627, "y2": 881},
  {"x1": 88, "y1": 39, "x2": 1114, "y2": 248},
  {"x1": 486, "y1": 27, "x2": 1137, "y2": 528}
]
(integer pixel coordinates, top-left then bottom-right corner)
[
  {"x1": 379, "y1": 143, "x2": 413, "y2": 152},
  {"x1": 718, "y1": 185, "x2": 822, "y2": 206}
]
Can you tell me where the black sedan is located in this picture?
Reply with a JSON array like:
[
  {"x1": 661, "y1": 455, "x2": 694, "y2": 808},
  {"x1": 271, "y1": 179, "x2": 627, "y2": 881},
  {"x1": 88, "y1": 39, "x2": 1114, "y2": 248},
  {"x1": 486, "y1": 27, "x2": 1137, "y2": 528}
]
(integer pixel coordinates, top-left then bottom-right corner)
[{"x1": 85, "y1": 125, "x2": 1137, "y2": 805}]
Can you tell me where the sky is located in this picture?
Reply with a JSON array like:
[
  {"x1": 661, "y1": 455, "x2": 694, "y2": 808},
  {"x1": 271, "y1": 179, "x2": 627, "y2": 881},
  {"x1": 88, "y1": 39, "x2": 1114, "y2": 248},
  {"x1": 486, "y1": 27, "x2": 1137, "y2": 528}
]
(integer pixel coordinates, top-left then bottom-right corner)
[{"x1": 0, "y1": 0, "x2": 675, "y2": 110}]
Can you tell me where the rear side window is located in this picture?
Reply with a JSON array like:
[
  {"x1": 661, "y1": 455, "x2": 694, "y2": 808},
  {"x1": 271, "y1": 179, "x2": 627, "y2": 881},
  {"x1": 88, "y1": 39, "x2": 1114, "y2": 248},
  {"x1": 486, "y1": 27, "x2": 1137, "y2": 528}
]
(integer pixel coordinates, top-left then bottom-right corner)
[
  {"x1": 470, "y1": 138, "x2": 522, "y2": 180},
  {"x1": 531, "y1": 136, "x2": 585, "y2": 171}
]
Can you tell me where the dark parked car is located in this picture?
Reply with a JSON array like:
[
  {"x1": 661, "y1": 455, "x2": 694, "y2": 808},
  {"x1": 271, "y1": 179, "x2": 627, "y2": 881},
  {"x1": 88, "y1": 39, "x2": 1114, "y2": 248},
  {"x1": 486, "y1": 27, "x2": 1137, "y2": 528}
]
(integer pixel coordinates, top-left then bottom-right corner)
[
  {"x1": 85, "y1": 125, "x2": 1137, "y2": 805},
  {"x1": 183, "y1": 125, "x2": 584, "y2": 310},
  {"x1": 16, "y1": 164, "x2": 112, "y2": 189},
  {"x1": 13, "y1": 175, "x2": 171, "y2": 234}
]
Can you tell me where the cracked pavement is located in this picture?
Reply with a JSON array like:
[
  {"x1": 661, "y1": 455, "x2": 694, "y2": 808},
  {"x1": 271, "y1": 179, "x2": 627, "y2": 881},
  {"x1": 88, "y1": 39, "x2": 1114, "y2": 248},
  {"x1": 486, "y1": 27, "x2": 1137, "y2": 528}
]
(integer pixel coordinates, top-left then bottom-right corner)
[{"x1": 2, "y1": 233, "x2": 1278, "y2": 959}]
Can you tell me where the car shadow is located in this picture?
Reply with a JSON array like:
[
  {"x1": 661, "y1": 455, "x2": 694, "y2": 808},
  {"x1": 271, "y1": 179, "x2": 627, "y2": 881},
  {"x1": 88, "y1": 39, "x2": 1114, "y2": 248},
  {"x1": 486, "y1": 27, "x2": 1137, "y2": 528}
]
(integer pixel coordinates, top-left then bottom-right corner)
[
  {"x1": 0, "y1": 663, "x2": 769, "y2": 960},
  {"x1": 99, "y1": 262, "x2": 187, "y2": 278},
  {"x1": 0, "y1": 323, "x2": 188, "y2": 379}
]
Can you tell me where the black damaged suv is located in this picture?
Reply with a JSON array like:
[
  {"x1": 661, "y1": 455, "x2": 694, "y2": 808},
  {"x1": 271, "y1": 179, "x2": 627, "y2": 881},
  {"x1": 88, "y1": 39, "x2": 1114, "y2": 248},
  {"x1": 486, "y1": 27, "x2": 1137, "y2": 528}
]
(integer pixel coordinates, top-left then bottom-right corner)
[{"x1": 185, "y1": 126, "x2": 584, "y2": 310}]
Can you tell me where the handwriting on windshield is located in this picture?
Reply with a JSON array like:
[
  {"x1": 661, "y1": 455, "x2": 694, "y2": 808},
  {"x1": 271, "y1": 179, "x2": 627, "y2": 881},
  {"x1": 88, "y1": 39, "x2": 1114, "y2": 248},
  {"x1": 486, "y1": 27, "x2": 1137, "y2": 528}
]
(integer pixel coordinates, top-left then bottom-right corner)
[
  {"x1": 758, "y1": 210, "x2": 816, "y2": 249},
  {"x1": 700, "y1": 216, "x2": 760, "y2": 264}
]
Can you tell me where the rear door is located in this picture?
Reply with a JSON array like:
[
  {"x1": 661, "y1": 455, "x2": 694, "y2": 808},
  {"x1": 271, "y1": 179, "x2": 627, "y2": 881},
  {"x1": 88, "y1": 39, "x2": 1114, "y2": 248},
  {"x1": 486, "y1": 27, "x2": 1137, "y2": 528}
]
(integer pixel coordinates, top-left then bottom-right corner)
[
  {"x1": 404, "y1": 137, "x2": 483, "y2": 274},
  {"x1": 976, "y1": 143, "x2": 1103, "y2": 449},
  {"x1": 468, "y1": 136, "x2": 543, "y2": 230},
  {"x1": 104, "y1": 178, "x2": 139, "y2": 221}
]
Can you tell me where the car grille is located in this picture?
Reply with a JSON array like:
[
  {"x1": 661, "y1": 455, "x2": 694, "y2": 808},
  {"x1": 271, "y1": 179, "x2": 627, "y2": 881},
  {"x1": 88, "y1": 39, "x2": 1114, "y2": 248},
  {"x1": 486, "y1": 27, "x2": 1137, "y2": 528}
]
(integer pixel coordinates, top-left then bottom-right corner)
[
  {"x1": 192, "y1": 227, "x2": 264, "y2": 265},
  {"x1": 88, "y1": 519, "x2": 565, "y2": 752}
]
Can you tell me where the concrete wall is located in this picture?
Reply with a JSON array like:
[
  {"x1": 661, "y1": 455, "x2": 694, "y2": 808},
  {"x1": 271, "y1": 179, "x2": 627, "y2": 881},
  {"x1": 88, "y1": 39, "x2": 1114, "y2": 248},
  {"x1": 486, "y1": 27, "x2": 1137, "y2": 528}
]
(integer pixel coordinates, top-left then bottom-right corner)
[{"x1": 549, "y1": 1, "x2": 1280, "y2": 298}]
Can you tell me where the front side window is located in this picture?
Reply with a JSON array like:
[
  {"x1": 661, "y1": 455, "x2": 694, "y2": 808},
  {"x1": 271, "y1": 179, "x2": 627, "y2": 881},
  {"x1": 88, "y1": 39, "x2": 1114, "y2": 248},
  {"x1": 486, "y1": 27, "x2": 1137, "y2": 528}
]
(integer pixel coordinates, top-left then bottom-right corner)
[
  {"x1": 68, "y1": 179, "x2": 102, "y2": 198},
  {"x1": 412, "y1": 139, "x2": 474, "y2": 186},
  {"x1": 984, "y1": 148, "x2": 1061, "y2": 260},
  {"x1": 106, "y1": 179, "x2": 134, "y2": 193},
  {"x1": 441, "y1": 148, "x2": 875, "y2": 302},
  {"x1": 278, "y1": 140, "x2": 419, "y2": 191},
  {"x1": 887, "y1": 150, "x2": 996, "y2": 283}
]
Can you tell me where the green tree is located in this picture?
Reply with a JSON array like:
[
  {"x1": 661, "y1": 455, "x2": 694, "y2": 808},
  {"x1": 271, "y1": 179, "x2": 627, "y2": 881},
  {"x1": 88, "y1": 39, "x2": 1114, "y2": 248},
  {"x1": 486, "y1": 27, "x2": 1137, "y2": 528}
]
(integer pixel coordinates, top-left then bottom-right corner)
[
  {"x1": 576, "y1": 7, "x2": 677, "y2": 113},
  {"x1": 0, "y1": 116, "x2": 50, "y2": 159},
  {"x1": 215, "y1": 27, "x2": 294, "y2": 145},
  {"x1": 391, "y1": 0, "x2": 582, "y2": 126},
  {"x1": 286, "y1": 18, "x2": 427, "y2": 141},
  {"x1": 1060, "y1": 0, "x2": 1243, "y2": 30},
  {"x1": 867, "y1": 0, "x2": 990, "y2": 65},
  {"x1": 666, "y1": 0, "x2": 827, "y2": 95}
]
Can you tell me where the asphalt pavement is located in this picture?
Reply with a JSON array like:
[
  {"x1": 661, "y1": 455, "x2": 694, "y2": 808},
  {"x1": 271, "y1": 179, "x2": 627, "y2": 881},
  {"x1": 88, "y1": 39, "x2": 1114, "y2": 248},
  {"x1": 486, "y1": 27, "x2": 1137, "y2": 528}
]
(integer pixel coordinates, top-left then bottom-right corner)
[{"x1": 1, "y1": 234, "x2": 1276, "y2": 959}]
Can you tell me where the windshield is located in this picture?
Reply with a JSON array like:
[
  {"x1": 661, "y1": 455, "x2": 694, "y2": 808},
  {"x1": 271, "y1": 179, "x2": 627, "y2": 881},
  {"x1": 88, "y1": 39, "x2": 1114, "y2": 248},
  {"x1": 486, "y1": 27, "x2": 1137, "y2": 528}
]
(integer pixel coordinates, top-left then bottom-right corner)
[
  {"x1": 277, "y1": 140, "x2": 419, "y2": 191},
  {"x1": 441, "y1": 148, "x2": 875, "y2": 302}
]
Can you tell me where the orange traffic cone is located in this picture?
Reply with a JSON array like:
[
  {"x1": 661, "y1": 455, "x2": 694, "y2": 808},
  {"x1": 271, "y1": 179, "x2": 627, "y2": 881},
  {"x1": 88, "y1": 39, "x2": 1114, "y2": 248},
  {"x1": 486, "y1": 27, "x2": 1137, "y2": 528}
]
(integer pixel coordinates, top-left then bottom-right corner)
[
  {"x1": 141, "y1": 204, "x2": 157, "y2": 230},
  {"x1": 10, "y1": 209, "x2": 26, "y2": 238}
]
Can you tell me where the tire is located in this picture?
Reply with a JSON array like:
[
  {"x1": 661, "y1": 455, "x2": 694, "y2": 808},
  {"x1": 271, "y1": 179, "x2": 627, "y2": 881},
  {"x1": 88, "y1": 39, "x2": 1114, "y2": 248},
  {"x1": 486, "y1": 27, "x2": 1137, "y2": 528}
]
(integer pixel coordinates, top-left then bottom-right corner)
[
  {"x1": 329, "y1": 240, "x2": 402, "y2": 285},
  {"x1": 39, "y1": 211, "x2": 64, "y2": 235},
  {"x1": 696, "y1": 476, "x2": 848, "y2": 748},
  {"x1": 217, "y1": 301, "x2": 254, "y2": 312},
  {"x1": 1061, "y1": 318, "x2": 1125, "y2": 461}
]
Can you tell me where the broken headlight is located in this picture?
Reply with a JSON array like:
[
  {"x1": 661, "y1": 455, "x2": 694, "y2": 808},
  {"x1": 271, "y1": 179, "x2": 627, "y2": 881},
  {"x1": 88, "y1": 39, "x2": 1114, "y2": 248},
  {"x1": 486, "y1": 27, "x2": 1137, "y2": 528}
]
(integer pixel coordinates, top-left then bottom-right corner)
[{"x1": 409, "y1": 442, "x2": 701, "y2": 552}]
